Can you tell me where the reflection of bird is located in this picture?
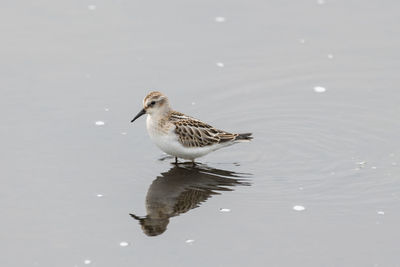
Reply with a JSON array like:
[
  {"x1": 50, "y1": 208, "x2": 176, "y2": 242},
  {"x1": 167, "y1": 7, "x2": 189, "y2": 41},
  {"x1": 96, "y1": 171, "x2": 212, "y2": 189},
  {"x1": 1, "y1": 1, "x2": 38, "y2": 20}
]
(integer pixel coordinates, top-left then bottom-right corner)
[
  {"x1": 130, "y1": 91, "x2": 253, "y2": 163},
  {"x1": 130, "y1": 164, "x2": 251, "y2": 237}
]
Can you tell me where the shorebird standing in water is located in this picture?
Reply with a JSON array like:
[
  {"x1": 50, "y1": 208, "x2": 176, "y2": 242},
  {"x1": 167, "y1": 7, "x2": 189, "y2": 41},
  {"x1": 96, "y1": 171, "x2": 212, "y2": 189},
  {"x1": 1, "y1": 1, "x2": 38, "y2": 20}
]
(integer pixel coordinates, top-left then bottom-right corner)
[{"x1": 131, "y1": 91, "x2": 252, "y2": 164}]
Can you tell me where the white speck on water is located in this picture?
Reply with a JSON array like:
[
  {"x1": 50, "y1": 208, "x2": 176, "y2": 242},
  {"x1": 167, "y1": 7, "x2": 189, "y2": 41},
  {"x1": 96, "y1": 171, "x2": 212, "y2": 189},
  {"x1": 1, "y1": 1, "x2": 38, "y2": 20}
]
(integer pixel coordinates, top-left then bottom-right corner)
[
  {"x1": 317, "y1": 0, "x2": 326, "y2": 5},
  {"x1": 371, "y1": 166, "x2": 377, "y2": 169},
  {"x1": 299, "y1": 38, "x2": 306, "y2": 44},
  {"x1": 220, "y1": 208, "x2": 231, "y2": 212},
  {"x1": 392, "y1": 162, "x2": 397, "y2": 166},
  {"x1": 104, "y1": 108, "x2": 109, "y2": 112},
  {"x1": 191, "y1": 102, "x2": 196, "y2": 105},
  {"x1": 313, "y1": 86, "x2": 326, "y2": 93},
  {"x1": 327, "y1": 54, "x2": 334, "y2": 59},
  {"x1": 357, "y1": 161, "x2": 367, "y2": 168},
  {"x1": 121, "y1": 132, "x2": 127, "y2": 135},
  {"x1": 88, "y1": 5, "x2": 96, "y2": 10},
  {"x1": 216, "y1": 62, "x2": 224, "y2": 68},
  {"x1": 298, "y1": 187, "x2": 304, "y2": 191},
  {"x1": 185, "y1": 239, "x2": 195, "y2": 244},
  {"x1": 119, "y1": 241, "x2": 129, "y2": 247},
  {"x1": 377, "y1": 211, "x2": 385, "y2": 215},
  {"x1": 389, "y1": 153, "x2": 395, "y2": 157},
  {"x1": 215, "y1": 16, "x2": 226, "y2": 22},
  {"x1": 330, "y1": 172, "x2": 336, "y2": 175},
  {"x1": 84, "y1": 259, "x2": 91, "y2": 265},
  {"x1": 293, "y1": 205, "x2": 306, "y2": 211},
  {"x1": 96, "y1": 194, "x2": 103, "y2": 198},
  {"x1": 95, "y1": 121, "x2": 105, "y2": 126}
]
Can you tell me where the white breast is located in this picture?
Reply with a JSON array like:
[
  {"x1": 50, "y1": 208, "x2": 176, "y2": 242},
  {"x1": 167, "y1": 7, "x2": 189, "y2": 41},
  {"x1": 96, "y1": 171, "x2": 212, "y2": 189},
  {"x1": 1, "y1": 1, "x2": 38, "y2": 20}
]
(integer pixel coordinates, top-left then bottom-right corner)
[{"x1": 146, "y1": 115, "x2": 226, "y2": 160}]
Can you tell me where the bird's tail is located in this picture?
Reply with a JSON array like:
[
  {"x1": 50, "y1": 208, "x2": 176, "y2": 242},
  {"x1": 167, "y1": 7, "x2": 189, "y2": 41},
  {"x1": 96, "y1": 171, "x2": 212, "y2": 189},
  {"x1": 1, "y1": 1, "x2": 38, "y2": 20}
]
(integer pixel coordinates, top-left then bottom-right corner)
[{"x1": 234, "y1": 133, "x2": 253, "y2": 142}]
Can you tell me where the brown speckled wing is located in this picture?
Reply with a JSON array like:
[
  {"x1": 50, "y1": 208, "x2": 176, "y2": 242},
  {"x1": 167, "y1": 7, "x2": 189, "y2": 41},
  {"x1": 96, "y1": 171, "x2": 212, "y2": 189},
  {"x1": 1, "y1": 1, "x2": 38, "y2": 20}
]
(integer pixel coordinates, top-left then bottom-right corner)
[
  {"x1": 172, "y1": 189, "x2": 214, "y2": 215},
  {"x1": 170, "y1": 112, "x2": 237, "y2": 148}
]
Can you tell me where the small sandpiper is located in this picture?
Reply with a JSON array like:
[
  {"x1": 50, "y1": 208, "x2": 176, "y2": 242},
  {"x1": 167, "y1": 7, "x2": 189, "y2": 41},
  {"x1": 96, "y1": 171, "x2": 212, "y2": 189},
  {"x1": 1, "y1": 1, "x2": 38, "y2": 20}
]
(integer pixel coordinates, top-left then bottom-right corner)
[{"x1": 131, "y1": 91, "x2": 253, "y2": 163}]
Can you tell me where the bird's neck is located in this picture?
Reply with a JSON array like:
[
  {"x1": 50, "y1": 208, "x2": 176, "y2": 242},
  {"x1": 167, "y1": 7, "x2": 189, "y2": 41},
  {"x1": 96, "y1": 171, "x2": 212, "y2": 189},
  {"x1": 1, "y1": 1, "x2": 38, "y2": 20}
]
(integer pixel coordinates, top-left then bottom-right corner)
[
  {"x1": 150, "y1": 107, "x2": 172, "y2": 122},
  {"x1": 147, "y1": 109, "x2": 173, "y2": 135}
]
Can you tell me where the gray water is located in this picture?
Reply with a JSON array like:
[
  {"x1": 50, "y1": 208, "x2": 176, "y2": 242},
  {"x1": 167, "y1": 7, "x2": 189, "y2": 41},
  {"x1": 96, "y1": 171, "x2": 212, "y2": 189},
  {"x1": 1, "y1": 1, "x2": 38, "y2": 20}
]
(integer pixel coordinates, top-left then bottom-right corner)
[{"x1": 1, "y1": 0, "x2": 400, "y2": 266}]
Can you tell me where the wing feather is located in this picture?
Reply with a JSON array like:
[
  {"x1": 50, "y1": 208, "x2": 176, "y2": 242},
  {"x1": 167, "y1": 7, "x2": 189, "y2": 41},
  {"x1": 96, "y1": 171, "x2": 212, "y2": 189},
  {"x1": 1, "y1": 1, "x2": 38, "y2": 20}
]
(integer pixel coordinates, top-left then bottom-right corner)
[{"x1": 170, "y1": 112, "x2": 237, "y2": 148}]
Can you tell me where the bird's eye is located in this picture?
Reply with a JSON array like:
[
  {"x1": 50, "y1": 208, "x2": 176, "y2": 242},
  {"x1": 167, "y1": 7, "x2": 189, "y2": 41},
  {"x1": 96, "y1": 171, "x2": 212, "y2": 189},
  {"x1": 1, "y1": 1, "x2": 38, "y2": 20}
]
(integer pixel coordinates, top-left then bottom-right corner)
[{"x1": 150, "y1": 101, "x2": 156, "y2": 106}]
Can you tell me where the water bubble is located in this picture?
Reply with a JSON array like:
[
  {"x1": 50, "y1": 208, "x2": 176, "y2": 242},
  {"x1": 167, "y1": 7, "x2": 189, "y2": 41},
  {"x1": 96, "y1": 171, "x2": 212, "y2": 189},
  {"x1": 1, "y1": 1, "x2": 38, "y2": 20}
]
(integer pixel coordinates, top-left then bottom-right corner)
[
  {"x1": 96, "y1": 194, "x2": 104, "y2": 198},
  {"x1": 185, "y1": 239, "x2": 195, "y2": 244},
  {"x1": 84, "y1": 259, "x2": 91, "y2": 265},
  {"x1": 95, "y1": 121, "x2": 105, "y2": 126},
  {"x1": 219, "y1": 208, "x2": 231, "y2": 212},
  {"x1": 357, "y1": 161, "x2": 367, "y2": 168},
  {"x1": 215, "y1": 16, "x2": 226, "y2": 23},
  {"x1": 119, "y1": 241, "x2": 129, "y2": 247},
  {"x1": 293, "y1": 205, "x2": 306, "y2": 211},
  {"x1": 88, "y1": 5, "x2": 96, "y2": 10},
  {"x1": 313, "y1": 86, "x2": 326, "y2": 93},
  {"x1": 216, "y1": 62, "x2": 225, "y2": 68}
]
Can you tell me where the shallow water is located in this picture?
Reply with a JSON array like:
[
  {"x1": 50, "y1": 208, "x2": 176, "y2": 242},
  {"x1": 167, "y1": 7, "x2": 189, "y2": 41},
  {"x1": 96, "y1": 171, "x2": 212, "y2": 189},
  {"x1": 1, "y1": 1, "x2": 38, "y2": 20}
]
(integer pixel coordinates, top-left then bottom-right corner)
[{"x1": 1, "y1": 0, "x2": 400, "y2": 266}]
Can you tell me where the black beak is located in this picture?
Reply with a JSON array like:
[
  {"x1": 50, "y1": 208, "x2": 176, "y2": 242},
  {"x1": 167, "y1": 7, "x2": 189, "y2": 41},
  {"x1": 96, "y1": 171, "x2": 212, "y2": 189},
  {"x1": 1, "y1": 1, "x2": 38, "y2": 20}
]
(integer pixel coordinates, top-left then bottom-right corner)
[
  {"x1": 129, "y1": 213, "x2": 143, "y2": 221},
  {"x1": 131, "y1": 108, "x2": 146, "y2": 123}
]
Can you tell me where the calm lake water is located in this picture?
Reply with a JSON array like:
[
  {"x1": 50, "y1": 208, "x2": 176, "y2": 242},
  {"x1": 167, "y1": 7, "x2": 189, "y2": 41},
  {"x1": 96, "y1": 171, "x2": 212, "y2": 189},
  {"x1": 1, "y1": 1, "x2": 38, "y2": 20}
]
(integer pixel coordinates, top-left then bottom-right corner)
[{"x1": 1, "y1": 0, "x2": 400, "y2": 266}]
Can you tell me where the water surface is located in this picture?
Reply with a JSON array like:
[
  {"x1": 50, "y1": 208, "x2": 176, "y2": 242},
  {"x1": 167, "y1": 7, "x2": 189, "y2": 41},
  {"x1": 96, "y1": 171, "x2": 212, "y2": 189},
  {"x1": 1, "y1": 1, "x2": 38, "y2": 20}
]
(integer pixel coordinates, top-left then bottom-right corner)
[{"x1": 1, "y1": 0, "x2": 400, "y2": 266}]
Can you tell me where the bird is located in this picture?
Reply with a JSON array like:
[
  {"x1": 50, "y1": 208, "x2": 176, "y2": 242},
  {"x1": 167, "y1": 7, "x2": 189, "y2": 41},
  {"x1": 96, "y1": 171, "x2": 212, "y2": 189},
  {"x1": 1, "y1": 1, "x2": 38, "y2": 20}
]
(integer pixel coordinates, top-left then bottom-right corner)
[
  {"x1": 130, "y1": 164, "x2": 250, "y2": 236},
  {"x1": 130, "y1": 91, "x2": 252, "y2": 164}
]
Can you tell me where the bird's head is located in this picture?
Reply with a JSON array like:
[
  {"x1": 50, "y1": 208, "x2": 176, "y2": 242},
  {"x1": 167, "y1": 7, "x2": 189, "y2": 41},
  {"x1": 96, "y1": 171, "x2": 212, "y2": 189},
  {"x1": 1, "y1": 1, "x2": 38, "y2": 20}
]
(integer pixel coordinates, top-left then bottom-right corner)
[{"x1": 131, "y1": 91, "x2": 170, "y2": 122}]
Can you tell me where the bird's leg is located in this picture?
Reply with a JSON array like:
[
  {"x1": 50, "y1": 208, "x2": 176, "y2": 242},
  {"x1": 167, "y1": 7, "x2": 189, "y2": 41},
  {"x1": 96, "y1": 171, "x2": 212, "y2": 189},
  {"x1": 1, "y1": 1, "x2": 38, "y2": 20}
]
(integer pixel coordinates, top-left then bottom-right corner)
[
  {"x1": 191, "y1": 160, "x2": 196, "y2": 167},
  {"x1": 175, "y1": 157, "x2": 178, "y2": 164}
]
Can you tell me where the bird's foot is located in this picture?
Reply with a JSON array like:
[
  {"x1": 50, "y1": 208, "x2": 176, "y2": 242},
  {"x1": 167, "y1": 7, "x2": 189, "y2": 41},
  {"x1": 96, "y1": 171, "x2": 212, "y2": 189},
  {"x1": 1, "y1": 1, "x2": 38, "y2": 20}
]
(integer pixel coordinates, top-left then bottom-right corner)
[{"x1": 170, "y1": 158, "x2": 197, "y2": 167}]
